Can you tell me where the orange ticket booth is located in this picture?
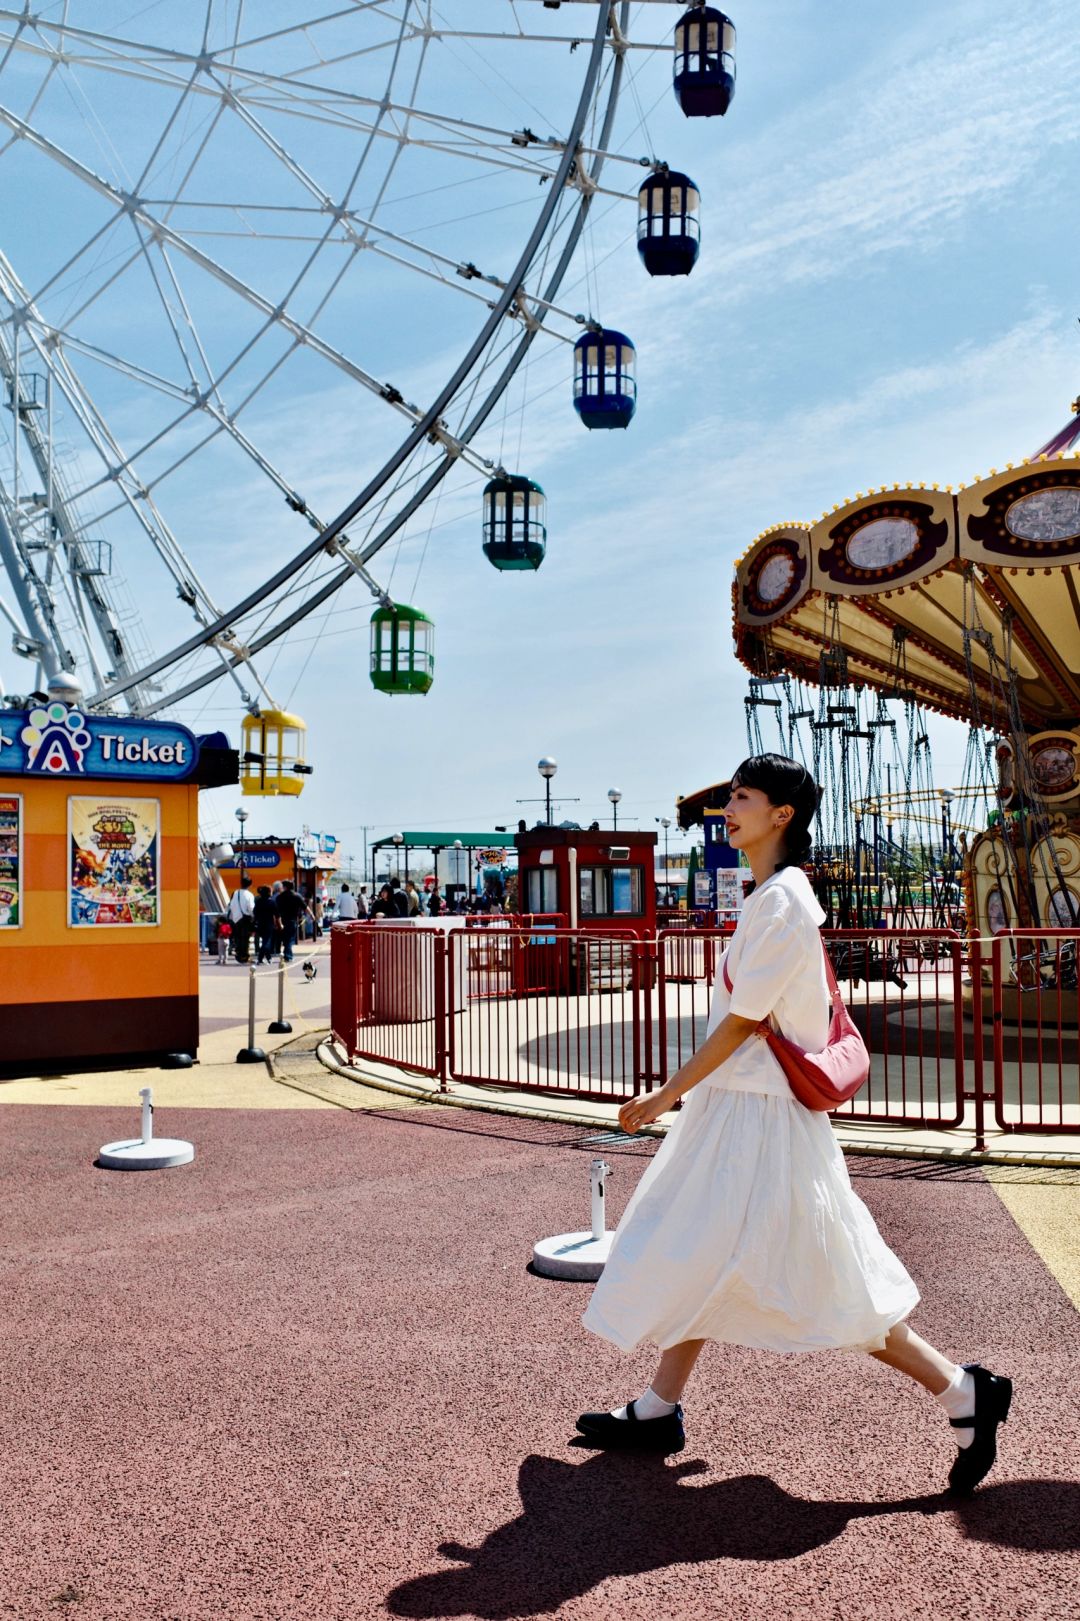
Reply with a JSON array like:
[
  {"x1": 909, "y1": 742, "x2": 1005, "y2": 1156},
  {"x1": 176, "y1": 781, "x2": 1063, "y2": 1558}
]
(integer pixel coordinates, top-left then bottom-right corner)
[{"x1": 0, "y1": 695, "x2": 236, "y2": 1070}]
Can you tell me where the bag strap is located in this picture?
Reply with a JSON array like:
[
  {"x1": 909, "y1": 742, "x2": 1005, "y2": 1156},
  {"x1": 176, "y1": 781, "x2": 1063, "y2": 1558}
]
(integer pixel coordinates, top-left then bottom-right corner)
[{"x1": 820, "y1": 938, "x2": 846, "y2": 1012}]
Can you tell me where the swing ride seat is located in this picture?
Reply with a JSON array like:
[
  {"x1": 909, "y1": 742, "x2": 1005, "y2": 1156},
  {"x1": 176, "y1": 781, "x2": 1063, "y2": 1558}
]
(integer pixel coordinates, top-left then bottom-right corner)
[{"x1": 829, "y1": 939, "x2": 908, "y2": 990}]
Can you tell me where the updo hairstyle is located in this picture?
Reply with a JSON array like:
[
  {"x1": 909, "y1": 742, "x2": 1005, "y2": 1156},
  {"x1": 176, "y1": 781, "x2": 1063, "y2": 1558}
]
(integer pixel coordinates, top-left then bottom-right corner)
[{"x1": 729, "y1": 753, "x2": 822, "y2": 872}]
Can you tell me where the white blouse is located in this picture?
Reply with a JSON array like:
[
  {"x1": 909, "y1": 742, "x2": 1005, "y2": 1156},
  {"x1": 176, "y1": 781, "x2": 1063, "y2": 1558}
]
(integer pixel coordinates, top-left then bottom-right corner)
[{"x1": 704, "y1": 866, "x2": 830, "y2": 1098}]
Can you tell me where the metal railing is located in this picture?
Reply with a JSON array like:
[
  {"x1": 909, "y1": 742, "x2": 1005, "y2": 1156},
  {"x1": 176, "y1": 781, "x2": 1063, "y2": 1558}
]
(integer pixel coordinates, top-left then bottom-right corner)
[
  {"x1": 330, "y1": 923, "x2": 446, "y2": 1078},
  {"x1": 328, "y1": 920, "x2": 1080, "y2": 1139},
  {"x1": 983, "y1": 930, "x2": 1079, "y2": 1135},
  {"x1": 448, "y1": 928, "x2": 642, "y2": 1101}
]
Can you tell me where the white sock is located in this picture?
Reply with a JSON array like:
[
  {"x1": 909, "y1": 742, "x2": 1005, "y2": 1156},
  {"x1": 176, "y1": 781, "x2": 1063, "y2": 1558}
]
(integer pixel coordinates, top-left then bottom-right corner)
[
  {"x1": 609, "y1": 1385, "x2": 678, "y2": 1422},
  {"x1": 936, "y1": 1365, "x2": 976, "y2": 1448}
]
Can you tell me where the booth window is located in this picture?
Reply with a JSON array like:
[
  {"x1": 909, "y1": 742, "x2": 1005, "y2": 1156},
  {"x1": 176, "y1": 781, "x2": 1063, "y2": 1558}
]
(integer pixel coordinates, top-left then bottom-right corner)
[
  {"x1": 578, "y1": 865, "x2": 644, "y2": 916},
  {"x1": 525, "y1": 867, "x2": 559, "y2": 914}
]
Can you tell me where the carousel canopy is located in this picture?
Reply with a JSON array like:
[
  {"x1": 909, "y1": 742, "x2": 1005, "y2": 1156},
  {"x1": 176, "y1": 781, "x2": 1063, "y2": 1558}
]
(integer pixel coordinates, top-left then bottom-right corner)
[{"x1": 732, "y1": 451, "x2": 1080, "y2": 733}]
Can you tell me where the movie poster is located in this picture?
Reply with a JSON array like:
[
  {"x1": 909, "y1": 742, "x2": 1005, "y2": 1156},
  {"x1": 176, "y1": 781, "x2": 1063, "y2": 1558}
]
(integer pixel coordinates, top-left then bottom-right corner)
[
  {"x1": 0, "y1": 794, "x2": 22, "y2": 928},
  {"x1": 69, "y1": 796, "x2": 160, "y2": 927}
]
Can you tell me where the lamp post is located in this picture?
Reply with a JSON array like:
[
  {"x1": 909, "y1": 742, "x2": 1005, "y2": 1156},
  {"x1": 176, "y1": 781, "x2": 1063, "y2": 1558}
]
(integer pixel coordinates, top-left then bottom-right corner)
[
  {"x1": 537, "y1": 756, "x2": 557, "y2": 825},
  {"x1": 235, "y1": 806, "x2": 249, "y2": 881},
  {"x1": 392, "y1": 831, "x2": 404, "y2": 882},
  {"x1": 607, "y1": 787, "x2": 622, "y2": 830},
  {"x1": 659, "y1": 816, "x2": 671, "y2": 877}
]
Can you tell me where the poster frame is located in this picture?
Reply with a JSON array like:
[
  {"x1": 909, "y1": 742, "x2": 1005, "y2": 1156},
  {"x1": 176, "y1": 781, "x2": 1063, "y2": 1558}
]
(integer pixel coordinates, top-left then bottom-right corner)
[
  {"x1": 0, "y1": 791, "x2": 23, "y2": 930},
  {"x1": 67, "y1": 793, "x2": 162, "y2": 929}
]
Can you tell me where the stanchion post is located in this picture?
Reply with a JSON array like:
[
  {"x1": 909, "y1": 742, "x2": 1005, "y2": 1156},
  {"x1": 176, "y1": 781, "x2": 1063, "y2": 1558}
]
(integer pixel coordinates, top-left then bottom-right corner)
[
  {"x1": 267, "y1": 958, "x2": 293, "y2": 1035},
  {"x1": 236, "y1": 964, "x2": 268, "y2": 1064}
]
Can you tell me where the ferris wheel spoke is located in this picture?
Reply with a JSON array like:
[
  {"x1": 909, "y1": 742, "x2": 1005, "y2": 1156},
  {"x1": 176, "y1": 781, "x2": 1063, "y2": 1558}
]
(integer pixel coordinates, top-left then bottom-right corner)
[
  {"x1": 1, "y1": 14, "x2": 636, "y2": 187},
  {"x1": 2, "y1": 0, "x2": 641, "y2": 712},
  {"x1": 0, "y1": 103, "x2": 453, "y2": 432},
  {"x1": 17, "y1": 321, "x2": 232, "y2": 636}
]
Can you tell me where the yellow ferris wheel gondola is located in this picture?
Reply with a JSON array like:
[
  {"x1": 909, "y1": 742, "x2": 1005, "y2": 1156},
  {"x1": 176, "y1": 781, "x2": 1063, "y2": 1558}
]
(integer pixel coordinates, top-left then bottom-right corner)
[{"x1": 240, "y1": 709, "x2": 311, "y2": 797}]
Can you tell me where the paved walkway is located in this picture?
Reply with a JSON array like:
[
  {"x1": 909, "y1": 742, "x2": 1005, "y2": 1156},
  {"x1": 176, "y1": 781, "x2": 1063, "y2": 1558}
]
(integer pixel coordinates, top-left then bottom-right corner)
[{"x1": 1, "y1": 958, "x2": 1078, "y2": 1618}]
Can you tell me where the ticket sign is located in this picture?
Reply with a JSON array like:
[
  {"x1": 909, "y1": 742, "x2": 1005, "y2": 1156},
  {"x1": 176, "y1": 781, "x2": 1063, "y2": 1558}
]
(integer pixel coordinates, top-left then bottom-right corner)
[
  {"x1": 0, "y1": 701, "x2": 197, "y2": 782},
  {"x1": 69, "y1": 796, "x2": 160, "y2": 927},
  {"x1": 0, "y1": 794, "x2": 22, "y2": 928}
]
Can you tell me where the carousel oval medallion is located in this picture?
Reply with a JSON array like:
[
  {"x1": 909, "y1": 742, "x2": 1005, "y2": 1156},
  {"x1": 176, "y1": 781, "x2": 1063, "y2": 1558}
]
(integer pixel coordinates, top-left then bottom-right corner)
[
  {"x1": 1005, "y1": 486, "x2": 1080, "y2": 543},
  {"x1": 756, "y1": 551, "x2": 797, "y2": 604},
  {"x1": 844, "y1": 516, "x2": 919, "y2": 572},
  {"x1": 986, "y1": 887, "x2": 1008, "y2": 935},
  {"x1": 1048, "y1": 887, "x2": 1080, "y2": 927}
]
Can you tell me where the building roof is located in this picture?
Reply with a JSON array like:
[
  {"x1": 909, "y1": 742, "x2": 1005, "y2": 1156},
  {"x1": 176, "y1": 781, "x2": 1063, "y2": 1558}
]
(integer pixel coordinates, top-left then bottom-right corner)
[
  {"x1": 676, "y1": 784, "x2": 730, "y2": 830},
  {"x1": 370, "y1": 831, "x2": 510, "y2": 851}
]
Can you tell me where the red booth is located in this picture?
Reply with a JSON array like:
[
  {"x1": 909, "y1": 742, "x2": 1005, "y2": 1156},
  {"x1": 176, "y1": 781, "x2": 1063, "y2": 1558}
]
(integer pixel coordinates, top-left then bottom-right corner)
[{"x1": 515, "y1": 826, "x2": 658, "y2": 937}]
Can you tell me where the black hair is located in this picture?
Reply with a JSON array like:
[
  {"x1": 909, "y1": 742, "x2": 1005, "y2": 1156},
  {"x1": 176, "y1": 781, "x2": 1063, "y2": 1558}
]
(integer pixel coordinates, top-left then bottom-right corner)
[{"x1": 729, "y1": 753, "x2": 821, "y2": 873}]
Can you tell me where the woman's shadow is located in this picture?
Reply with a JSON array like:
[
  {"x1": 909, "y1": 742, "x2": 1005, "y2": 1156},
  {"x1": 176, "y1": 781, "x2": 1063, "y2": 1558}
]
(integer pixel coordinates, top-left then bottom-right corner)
[{"x1": 387, "y1": 1450, "x2": 1080, "y2": 1619}]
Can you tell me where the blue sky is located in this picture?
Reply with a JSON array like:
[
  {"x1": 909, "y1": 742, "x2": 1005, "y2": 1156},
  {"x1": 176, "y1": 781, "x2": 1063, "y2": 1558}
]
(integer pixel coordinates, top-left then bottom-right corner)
[{"x1": 2, "y1": 1, "x2": 1079, "y2": 866}]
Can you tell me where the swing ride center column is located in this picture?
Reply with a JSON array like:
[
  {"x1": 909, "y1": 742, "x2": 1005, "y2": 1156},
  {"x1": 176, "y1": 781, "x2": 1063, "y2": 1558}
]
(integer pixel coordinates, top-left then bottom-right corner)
[{"x1": 0, "y1": 699, "x2": 235, "y2": 1067}]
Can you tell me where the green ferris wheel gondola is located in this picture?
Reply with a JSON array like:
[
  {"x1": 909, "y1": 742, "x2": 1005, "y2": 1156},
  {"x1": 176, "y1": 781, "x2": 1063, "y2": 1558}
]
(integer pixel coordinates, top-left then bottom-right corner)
[
  {"x1": 369, "y1": 603, "x2": 435, "y2": 696},
  {"x1": 482, "y1": 474, "x2": 547, "y2": 571}
]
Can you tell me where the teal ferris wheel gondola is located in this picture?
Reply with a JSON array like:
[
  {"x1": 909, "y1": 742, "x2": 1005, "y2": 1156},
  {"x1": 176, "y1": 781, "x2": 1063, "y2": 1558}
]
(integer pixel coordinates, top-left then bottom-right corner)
[
  {"x1": 573, "y1": 330, "x2": 636, "y2": 430},
  {"x1": 369, "y1": 603, "x2": 434, "y2": 695},
  {"x1": 482, "y1": 475, "x2": 547, "y2": 571},
  {"x1": 673, "y1": 6, "x2": 736, "y2": 118},
  {"x1": 638, "y1": 170, "x2": 701, "y2": 276}
]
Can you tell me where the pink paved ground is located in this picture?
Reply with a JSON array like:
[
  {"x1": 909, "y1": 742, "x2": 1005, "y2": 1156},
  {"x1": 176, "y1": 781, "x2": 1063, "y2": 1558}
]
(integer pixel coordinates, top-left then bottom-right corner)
[{"x1": 1, "y1": 1103, "x2": 1077, "y2": 1620}]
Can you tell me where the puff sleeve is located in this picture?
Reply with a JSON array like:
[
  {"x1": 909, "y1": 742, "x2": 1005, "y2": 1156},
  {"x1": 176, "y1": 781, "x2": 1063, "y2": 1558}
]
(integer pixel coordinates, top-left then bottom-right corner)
[{"x1": 725, "y1": 900, "x2": 808, "y2": 1023}]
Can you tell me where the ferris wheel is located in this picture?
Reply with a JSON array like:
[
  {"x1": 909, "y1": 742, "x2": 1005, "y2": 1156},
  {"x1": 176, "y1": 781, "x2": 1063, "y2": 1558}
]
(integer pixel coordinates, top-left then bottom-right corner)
[{"x1": 0, "y1": 1, "x2": 735, "y2": 771}]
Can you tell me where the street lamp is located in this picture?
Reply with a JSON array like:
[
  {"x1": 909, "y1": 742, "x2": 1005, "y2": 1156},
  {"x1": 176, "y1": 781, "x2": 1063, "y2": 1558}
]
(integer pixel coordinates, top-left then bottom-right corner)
[
  {"x1": 537, "y1": 756, "x2": 557, "y2": 825},
  {"x1": 235, "y1": 806, "x2": 249, "y2": 881},
  {"x1": 659, "y1": 816, "x2": 671, "y2": 876},
  {"x1": 607, "y1": 787, "x2": 622, "y2": 829},
  {"x1": 392, "y1": 831, "x2": 404, "y2": 882}
]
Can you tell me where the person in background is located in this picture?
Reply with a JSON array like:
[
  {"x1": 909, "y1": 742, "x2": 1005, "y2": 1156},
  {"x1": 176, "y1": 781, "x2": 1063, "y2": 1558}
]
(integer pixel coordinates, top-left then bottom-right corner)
[
  {"x1": 253, "y1": 884, "x2": 278, "y2": 964},
  {"x1": 336, "y1": 884, "x2": 359, "y2": 921},
  {"x1": 312, "y1": 893, "x2": 324, "y2": 939},
  {"x1": 357, "y1": 887, "x2": 370, "y2": 917},
  {"x1": 275, "y1": 880, "x2": 313, "y2": 963},
  {"x1": 371, "y1": 884, "x2": 395, "y2": 918},
  {"x1": 427, "y1": 885, "x2": 443, "y2": 917},
  {"x1": 405, "y1": 880, "x2": 422, "y2": 916},
  {"x1": 390, "y1": 877, "x2": 410, "y2": 918},
  {"x1": 228, "y1": 874, "x2": 256, "y2": 963},
  {"x1": 216, "y1": 914, "x2": 232, "y2": 964}
]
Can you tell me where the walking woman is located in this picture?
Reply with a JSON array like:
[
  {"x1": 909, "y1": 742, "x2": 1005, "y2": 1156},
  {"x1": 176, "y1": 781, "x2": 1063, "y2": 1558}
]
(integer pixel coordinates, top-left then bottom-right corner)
[{"x1": 578, "y1": 754, "x2": 1012, "y2": 1494}]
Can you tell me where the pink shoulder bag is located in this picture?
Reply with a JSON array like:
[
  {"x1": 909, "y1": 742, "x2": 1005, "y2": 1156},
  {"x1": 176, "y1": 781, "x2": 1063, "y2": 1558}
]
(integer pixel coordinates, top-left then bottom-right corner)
[{"x1": 721, "y1": 940, "x2": 869, "y2": 1112}]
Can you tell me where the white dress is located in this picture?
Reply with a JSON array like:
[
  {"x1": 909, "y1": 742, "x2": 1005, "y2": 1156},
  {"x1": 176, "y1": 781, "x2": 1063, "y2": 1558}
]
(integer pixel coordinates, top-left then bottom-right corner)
[{"x1": 581, "y1": 867, "x2": 919, "y2": 1355}]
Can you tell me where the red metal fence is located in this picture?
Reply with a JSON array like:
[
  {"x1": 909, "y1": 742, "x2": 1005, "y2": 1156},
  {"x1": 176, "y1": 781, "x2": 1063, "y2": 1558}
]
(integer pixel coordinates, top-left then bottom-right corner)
[
  {"x1": 448, "y1": 928, "x2": 642, "y2": 1101},
  {"x1": 329, "y1": 921, "x2": 1080, "y2": 1141},
  {"x1": 981, "y1": 930, "x2": 1080, "y2": 1136},
  {"x1": 330, "y1": 925, "x2": 446, "y2": 1077}
]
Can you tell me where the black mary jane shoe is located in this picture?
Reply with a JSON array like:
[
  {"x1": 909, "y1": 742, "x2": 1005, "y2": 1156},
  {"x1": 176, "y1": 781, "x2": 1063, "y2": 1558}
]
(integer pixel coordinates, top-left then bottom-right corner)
[
  {"x1": 575, "y1": 1400, "x2": 685, "y2": 1455},
  {"x1": 947, "y1": 1363, "x2": 1013, "y2": 1496}
]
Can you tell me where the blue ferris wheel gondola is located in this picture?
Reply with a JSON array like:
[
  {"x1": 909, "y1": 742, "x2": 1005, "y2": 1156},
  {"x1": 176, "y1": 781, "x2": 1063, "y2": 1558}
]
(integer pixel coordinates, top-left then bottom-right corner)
[
  {"x1": 573, "y1": 329, "x2": 636, "y2": 430},
  {"x1": 638, "y1": 170, "x2": 701, "y2": 276},
  {"x1": 673, "y1": 6, "x2": 736, "y2": 118}
]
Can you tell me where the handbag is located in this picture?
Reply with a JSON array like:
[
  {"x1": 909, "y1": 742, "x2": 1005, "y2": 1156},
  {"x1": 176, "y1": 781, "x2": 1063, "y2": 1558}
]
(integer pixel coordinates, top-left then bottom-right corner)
[{"x1": 721, "y1": 939, "x2": 869, "y2": 1111}]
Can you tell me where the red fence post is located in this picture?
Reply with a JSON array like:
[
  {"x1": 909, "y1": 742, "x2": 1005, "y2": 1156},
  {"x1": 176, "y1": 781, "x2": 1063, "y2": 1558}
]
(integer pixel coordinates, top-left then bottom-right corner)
[
  {"x1": 435, "y1": 931, "x2": 448, "y2": 1091},
  {"x1": 330, "y1": 921, "x2": 360, "y2": 1058},
  {"x1": 969, "y1": 937, "x2": 986, "y2": 1152}
]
